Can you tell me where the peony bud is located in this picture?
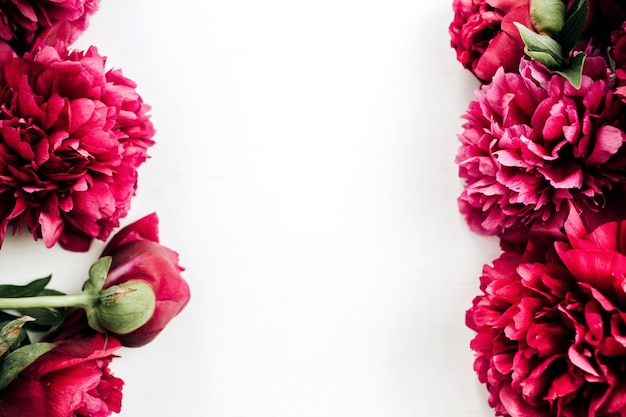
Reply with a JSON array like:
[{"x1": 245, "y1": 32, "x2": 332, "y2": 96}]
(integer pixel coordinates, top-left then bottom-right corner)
[
  {"x1": 94, "y1": 281, "x2": 156, "y2": 335},
  {"x1": 46, "y1": 213, "x2": 189, "y2": 347},
  {"x1": 530, "y1": 0, "x2": 566, "y2": 36},
  {"x1": 100, "y1": 213, "x2": 190, "y2": 347}
]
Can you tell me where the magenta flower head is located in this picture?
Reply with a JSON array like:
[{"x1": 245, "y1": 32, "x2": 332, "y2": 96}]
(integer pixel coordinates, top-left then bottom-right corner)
[
  {"x1": 0, "y1": 36, "x2": 154, "y2": 251},
  {"x1": 97, "y1": 213, "x2": 190, "y2": 347},
  {"x1": 0, "y1": 0, "x2": 99, "y2": 54},
  {"x1": 449, "y1": 0, "x2": 531, "y2": 82},
  {"x1": 456, "y1": 51, "x2": 626, "y2": 242},
  {"x1": 0, "y1": 331, "x2": 123, "y2": 417},
  {"x1": 467, "y1": 208, "x2": 626, "y2": 416},
  {"x1": 586, "y1": 0, "x2": 626, "y2": 43},
  {"x1": 610, "y1": 22, "x2": 626, "y2": 100}
]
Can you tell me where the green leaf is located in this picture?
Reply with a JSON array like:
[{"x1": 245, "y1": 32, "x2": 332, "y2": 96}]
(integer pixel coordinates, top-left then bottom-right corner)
[
  {"x1": 524, "y1": 49, "x2": 563, "y2": 68},
  {"x1": 17, "y1": 308, "x2": 67, "y2": 328},
  {"x1": 608, "y1": 49, "x2": 616, "y2": 73},
  {"x1": 0, "y1": 276, "x2": 51, "y2": 298},
  {"x1": 0, "y1": 316, "x2": 34, "y2": 358},
  {"x1": 0, "y1": 311, "x2": 19, "y2": 323},
  {"x1": 0, "y1": 342, "x2": 55, "y2": 391},
  {"x1": 17, "y1": 289, "x2": 69, "y2": 328},
  {"x1": 554, "y1": 52, "x2": 586, "y2": 88},
  {"x1": 514, "y1": 22, "x2": 564, "y2": 68},
  {"x1": 83, "y1": 257, "x2": 112, "y2": 296},
  {"x1": 566, "y1": 0, "x2": 586, "y2": 18},
  {"x1": 558, "y1": 0, "x2": 588, "y2": 53}
]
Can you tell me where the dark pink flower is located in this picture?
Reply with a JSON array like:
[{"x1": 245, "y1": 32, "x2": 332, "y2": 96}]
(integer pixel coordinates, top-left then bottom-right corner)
[
  {"x1": 0, "y1": 331, "x2": 123, "y2": 417},
  {"x1": 587, "y1": 0, "x2": 626, "y2": 44},
  {"x1": 610, "y1": 22, "x2": 626, "y2": 101},
  {"x1": 37, "y1": 213, "x2": 189, "y2": 348},
  {"x1": 0, "y1": 38, "x2": 155, "y2": 251},
  {"x1": 449, "y1": 0, "x2": 531, "y2": 82},
  {"x1": 0, "y1": 0, "x2": 99, "y2": 54},
  {"x1": 467, "y1": 208, "x2": 626, "y2": 416},
  {"x1": 99, "y1": 213, "x2": 190, "y2": 347},
  {"x1": 456, "y1": 52, "x2": 626, "y2": 241}
]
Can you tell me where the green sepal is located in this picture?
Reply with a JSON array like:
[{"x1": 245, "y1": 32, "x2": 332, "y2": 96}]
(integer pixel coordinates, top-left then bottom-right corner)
[
  {"x1": 85, "y1": 307, "x2": 104, "y2": 333},
  {"x1": 83, "y1": 257, "x2": 112, "y2": 296},
  {"x1": 0, "y1": 276, "x2": 51, "y2": 299},
  {"x1": 608, "y1": 49, "x2": 617, "y2": 73},
  {"x1": 96, "y1": 282, "x2": 156, "y2": 334},
  {"x1": 0, "y1": 342, "x2": 55, "y2": 391},
  {"x1": 0, "y1": 316, "x2": 34, "y2": 357},
  {"x1": 554, "y1": 52, "x2": 586, "y2": 88},
  {"x1": 515, "y1": 22, "x2": 564, "y2": 69},
  {"x1": 558, "y1": 0, "x2": 588, "y2": 53},
  {"x1": 530, "y1": 0, "x2": 566, "y2": 36}
]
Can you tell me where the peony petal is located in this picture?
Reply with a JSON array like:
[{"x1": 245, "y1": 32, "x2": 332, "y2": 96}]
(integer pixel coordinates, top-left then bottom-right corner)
[
  {"x1": 39, "y1": 194, "x2": 63, "y2": 248},
  {"x1": 586, "y1": 125, "x2": 625, "y2": 165},
  {"x1": 0, "y1": 378, "x2": 48, "y2": 417},
  {"x1": 498, "y1": 384, "x2": 549, "y2": 416},
  {"x1": 537, "y1": 163, "x2": 583, "y2": 189},
  {"x1": 567, "y1": 347, "x2": 600, "y2": 377},
  {"x1": 547, "y1": 371, "x2": 583, "y2": 400},
  {"x1": 556, "y1": 245, "x2": 626, "y2": 301},
  {"x1": 475, "y1": 32, "x2": 524, "y2": 82}
]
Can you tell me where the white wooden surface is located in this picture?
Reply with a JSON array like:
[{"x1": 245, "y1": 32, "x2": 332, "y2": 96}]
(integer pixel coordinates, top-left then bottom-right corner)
[{"x1": 0, "y1": 0, "x2": 505, "y2": 415}]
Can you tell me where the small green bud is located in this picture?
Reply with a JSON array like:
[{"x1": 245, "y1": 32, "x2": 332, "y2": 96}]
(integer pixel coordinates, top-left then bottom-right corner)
[
  {"x1": 89, "y1": 281, "x2": 156, "y2": 335},
  {"x1": 530, "y1": 0, "x2": 566, "y2": 36}
]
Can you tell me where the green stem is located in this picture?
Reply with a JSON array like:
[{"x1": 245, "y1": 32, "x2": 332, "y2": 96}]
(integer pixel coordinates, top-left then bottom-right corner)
[{"x1": 0, "y1": 292, "x2": 92, "y2": 310}]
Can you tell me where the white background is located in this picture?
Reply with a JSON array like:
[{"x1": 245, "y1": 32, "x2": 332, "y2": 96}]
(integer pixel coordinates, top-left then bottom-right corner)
[{"x1": 0, "y1": 0, "x2": 506, "y2": 416}]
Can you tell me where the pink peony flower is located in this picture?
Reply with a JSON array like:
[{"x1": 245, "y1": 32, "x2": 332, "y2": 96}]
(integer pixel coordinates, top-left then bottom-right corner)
[
  {"x1": 47, "y1": 213, "x2": 190, "y2": 347},
  {"x1": 586, "y1": 0, "x2": 626, "y2": 44},
  {"x1": 0, "y1": 38, "x2": 155, "y2": 251},
  {"x1": 610, "y1": 22, "x2": 626, "y2": 100},
  {"x1": 456, "y1": 52, "x2": 626, "y2": 242},
  {"x1": 449, "y1": 0, "x2": 531, "y2": 82},
  {"x1": 0, "y1": 0, "x2": 99, "y2": 54},
  {"x1": 100, "y1": 212, "x2": 190, "y2": 347},
  {"x1": 0, "y1": 331, "x2": 123, "y2": 417},
  {"x1": 467, "y1": 208, "x2": 626, "y2": 416}
]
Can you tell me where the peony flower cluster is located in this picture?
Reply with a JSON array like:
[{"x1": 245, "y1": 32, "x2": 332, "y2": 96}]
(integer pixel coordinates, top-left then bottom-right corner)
[
  {"x1": 0, "y1": 0, "x2": 99, "y2": 53},
  {"x1": 0, "y1": 213, "x2": 190, "y2": 417},
  {"x1": 0, "y1": 40, "x2": 154, "y2": 251},
  {"x1": 449, "y1": 0, "x2": 626, "y2": 82},
  {"x1": 450, "y1": 0, "x2": 626, "y2": 415},
  {"x1": 468, "y1": 210, "x2": 626, "y2": 415},
  {"x1": 0, "y1": 331, "x2": 123, "y2": 417},
  {"x1": 449, "y1": 0, "x2": 531, "y2": 82},
  {"x1": 0, "y1": 2, "x2": 189, "y2": 417},
  {"x1": 457, "y1": 52, "x2": 626, "y2": 242}
]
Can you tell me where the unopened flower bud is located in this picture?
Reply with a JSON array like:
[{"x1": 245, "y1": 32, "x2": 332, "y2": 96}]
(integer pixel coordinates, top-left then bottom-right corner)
[
  {"x1": 92, "y1": 281, "x2": 156, "y2": 335},
  {"x1": 530, "y1": 0, "x2": 566, "y2": 36}
]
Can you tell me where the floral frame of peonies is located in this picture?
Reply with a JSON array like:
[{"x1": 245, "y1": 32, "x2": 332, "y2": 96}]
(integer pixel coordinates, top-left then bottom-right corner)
[
  {"x1": 450, "y1": 0, "x2": 626, "y2": 416},
  {"x1": 0, "y1": 2, "x2": 191, "y2": 417}
]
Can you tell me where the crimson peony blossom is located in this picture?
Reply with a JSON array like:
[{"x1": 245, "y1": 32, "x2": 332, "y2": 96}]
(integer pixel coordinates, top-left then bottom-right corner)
[
  {"x1": 100, "y1": 213, "x2": 190, "y2": 347},
  {"x1": 0, "y1": 0, "x2": 99, "y2": 54},
  {"x1": 0, "y1": 38, "x2": 155, "y2": 251},
  {"x1": 0, "y1": 331, "x2": 123, "y2": 417},
  {"x1": 467, "y1": 208, "x2": 626, "y2": 414},
  {"x1": 610, "y1": 22, "x2": 626, "y2": 101},
  {"x1": 467, "y1": 208, "x2": 626, "y2": 416},
  {"x1": 36, "y1": 213, "x2": 189, "y2": 348},
  {"x1": 449, "y1": 0, "x2": 531, "y2": 82},
  {"x1": 587, "y1": 0, "x2": 626, "y2": 44},
  {"x1": 456, "y1": 52, "x2": 626, "y2": 242}
]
